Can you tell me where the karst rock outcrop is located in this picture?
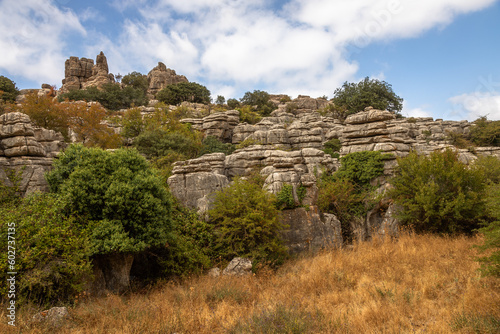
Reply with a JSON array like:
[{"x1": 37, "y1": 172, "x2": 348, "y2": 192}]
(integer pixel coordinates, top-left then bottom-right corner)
[
  {"x1": 146, "y1": 62, "x2": 188, "y2": 98},
  {"x1": 0, "y1": 112, "x2": 65, "y2": 195},
  {"x1": 60, "y1": 51, "x2": 115, "y2": 93}
]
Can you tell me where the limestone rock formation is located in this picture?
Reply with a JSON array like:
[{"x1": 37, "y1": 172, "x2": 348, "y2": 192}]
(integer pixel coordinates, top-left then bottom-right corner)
[
  {"x1": 280, "y1": 206, "x2": 343, "y2": 253},
  {"x1": 181, "y1": 110, "x2": 240, "y2": 142},
  {"x1": 60, "y1": 51, "x2": 115, "y2": 93},
  {"x1": 0, "y1": 112, "x2": 65, "y2": 195},
  {"x1": 146, "y1": 62, "x2": 188, "y2": 98}
]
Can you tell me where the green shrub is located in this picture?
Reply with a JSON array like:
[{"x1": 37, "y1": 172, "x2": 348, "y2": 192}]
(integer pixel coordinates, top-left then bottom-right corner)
[
  {"x1": 0, "y1": 75, "x2": 19, "y2": 103},
  {"x1": 238, "y1": 105, "x2": 262, "y2": 124},
  {"x1": 156, "y1": 82, "x2": 211, "y2": 105},
  {"x1": 121, "y1": 71, "x2": 148, "y2": 94},
  {"x1": 215, "y1": 95, "x2": 225, "y2": 105},
  {"x1": 323, "y1": 138, "x2": 341, "y2": 158},
  {"x1": 46, "y1": 144, "x2": 172, "y2": 255},
  {"x1": 333, "y1": 77, "x2": 403, "y2": 116},
  {"x1": 275, "y1": 183, "x2": 307, "y2": 210},
  {"x1": 470, "y1": 117, "x2": 500, "y2": 147},
  {"x1": 200, "y1": 136, "x2": 236, "y2": 156},
  {"x1": 389, "y1": 149, "x2": 488, "y2": 234},
  {"x1": 446, "y1": 130, "x2": 473, "y2": 149},
  {"x1": 208, "y1": 177, "x2": 287, "y2": 266},
  {"x1": 0, "y1": 194, "x2": 92, "y2": 305},
  {"x1": 227, "y1": 98, "x2": 241, "y2": 109},
  {"x1": 240, "y1": 90, "x2": 277, "y2": 116},
  {"x1": 59, "y1": 83, "x2": 148, "y2": 110},
  {"x1": 336, "y1": 150, "x2": 391, "y2": 188},
  {"x1": 134, "y1": 129, "x2": 201, "y2": 159}
]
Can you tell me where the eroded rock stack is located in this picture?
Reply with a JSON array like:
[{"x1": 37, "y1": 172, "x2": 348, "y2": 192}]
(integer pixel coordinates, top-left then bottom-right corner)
[
  {"x1": 60, "y1": 51, "x2": 115, "y2": 93},
  {"x1": 146, "y1": 62, "x2": 188, "y2": 98},
  {"x1": 0, "y1": 112, "x2": 65, "y2": 194}
]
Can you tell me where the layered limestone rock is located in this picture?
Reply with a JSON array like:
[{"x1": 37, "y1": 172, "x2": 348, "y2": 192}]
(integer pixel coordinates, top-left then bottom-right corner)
[
  {"x1": 146, "y1": 62, "x2": 188, "y2": 98},
  {"x1": 181, "y1": 110, "x2": 240, "y2": 142},
  {"x1": 0, "y1": 112, "x2": 65, "y2": 195},
  {"x1": 60, "y1": 52, "x2": 115, "y2": 93}
]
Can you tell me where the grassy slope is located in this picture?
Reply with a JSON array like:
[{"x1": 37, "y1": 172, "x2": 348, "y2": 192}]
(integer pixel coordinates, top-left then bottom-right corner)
[{"x1": 2, "y1": 232, "x2": 499, "y2": 333}]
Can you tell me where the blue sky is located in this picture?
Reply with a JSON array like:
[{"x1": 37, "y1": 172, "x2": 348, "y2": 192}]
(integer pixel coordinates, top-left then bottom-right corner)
[{"x1": 1, "y1": 0, "x2": 500, "y2": 121}]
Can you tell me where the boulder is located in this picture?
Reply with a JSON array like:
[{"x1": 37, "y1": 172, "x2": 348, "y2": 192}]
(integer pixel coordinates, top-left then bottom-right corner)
[
  {"x1": 222, "y1": 257, "x2": 252, "y2": 276},
  {"x1": 32, "y1": 307, "x2": 69, "y2": 327}
]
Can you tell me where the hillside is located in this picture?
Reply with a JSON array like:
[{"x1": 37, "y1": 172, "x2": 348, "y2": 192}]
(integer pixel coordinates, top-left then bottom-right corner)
[{"x1": 1, "y1": 233, "x2": 498, "y2": 333}]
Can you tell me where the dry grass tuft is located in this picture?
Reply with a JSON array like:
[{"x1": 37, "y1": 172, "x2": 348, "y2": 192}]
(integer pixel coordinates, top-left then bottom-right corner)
[{"x1": 2, "y1": 232, "x2": 499, "y2": 333}]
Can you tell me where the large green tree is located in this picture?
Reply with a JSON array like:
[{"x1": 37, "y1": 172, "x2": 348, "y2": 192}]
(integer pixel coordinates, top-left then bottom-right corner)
[
  {"x1": 0, "y1": 75, "x2": 19, "y2": 103},
  {"x1": 333, "y1": 77, "x2": 403, "y2": 116},
  {"x1": 156, "y1": 82, "x2": 211, "y2": 105},
  {"x1": 46, "y1": 144, "x2": 172, "y2": 255},
  {"x1": 240, "y1": 90, "x2": 277, "y2": 116}
]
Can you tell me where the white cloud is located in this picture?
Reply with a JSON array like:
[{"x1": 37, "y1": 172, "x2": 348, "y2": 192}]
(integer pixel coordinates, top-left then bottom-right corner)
[
  {"x1": 102, "y1": 0, "x2": 496, "y2": 99},
  {"x1": 448, "y1": 92, "x2": 500, "y2": 120},
  {"x1": 0, "y1": 0, "x2": 85, "y2": 86}
]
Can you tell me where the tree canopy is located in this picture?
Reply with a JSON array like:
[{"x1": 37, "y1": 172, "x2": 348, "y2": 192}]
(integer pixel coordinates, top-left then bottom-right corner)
[
  {"x1": 333, "y1": 77, "x2": 403, "y2": 116},
  {"x1": 0, "y1": 75, "x2": 19, "y2": 103},
  {"x1": 156, "y1": 82, "x2": 211, "y2": 105},
  {"x1": 46, "y1": 144, "x2": 172, "y2": 255}
]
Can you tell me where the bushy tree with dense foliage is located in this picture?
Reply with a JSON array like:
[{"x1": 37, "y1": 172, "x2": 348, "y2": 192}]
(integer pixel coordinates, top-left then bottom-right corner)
[
  {"x1": 156, "y1": 82, "x2": 211, "y2": 105},
  {"x1": 209, "y1": 177, "x2": 288, "y2": 266},
  {"x1": 240, "y1": 90, "x2": 276, "y2": 116},
  {"x1": 60, "y1": 83, "x2": 148, "y2": 110},
  {"x1": 121, "y1": 71, "x2": 149, "y2": 94},
  {"x1": 0, "y1": 194, "x2": 92, "y2": 305},
  {"x1": 333, "y1": 77, "x2": 403, "y2": 116},
  {"x1": 46, "y1": 144, "x2": 172, "y2": 255},
  {"x1": 470, "y1": 116, "x2": 500, "y2": 147},
  {"x1": 0, "y1": 75, "x2": 19, "y2": 103},
  {"x1": 389, "y1": 149, "x2": 488, "y2": 234}
]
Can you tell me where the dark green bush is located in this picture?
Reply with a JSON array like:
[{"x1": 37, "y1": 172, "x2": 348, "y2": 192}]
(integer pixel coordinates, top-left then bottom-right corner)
[
  {"x1": 240, "y1": 90, "x2": 276, "y2": 116},
  {"x1": 209, "y1": 177, "x2": 288, "y2": 266},
  {"x1": 470, "y1": 117, "x2": 500, "y2": 147},
  {"x1": 389, "y1": 149, "x2": 488, "y2": 234},
  {"x1": 156, "y1": 82, "x2": 211, "y2": 105},
  {"x1": 134, "y1": 129, "x2": 201, "y2": 159},
  {"x1": 0, "y1": 194, "x2": 92, "y2": 305},
  {"x1": 59, "y1": 83, "x2": 148, "y2": 110},
  {"x1": 323, "y1": 138, "x2": 341, "y2": 158},
  {"x1": 333, "y1": 77, "x2": 403, "y2": 116},
  {"x1": 46, "y1": 144, "x2": 172, "y2": 255},
  {"x1": 275, "y1": 183, "x2": 307, "y2": 210},
  {"x1": 199, "y1": 136, "x2": 236, "y2": 156},
  {"x1": 227, "y1": 98, "x2": 241, "y2": 109},
  {"x1": 238, "y1": 105, "x2": 262, "y2": 124},
  {"x1": 121, "y1": 71, "x2": 148, "y2": 94},
  {"x1": 0, "y1": 75, "x2": 19, "y2": 103},
  {"x1": 336, "y1": 151, "x2": 392, "y2": 188}
]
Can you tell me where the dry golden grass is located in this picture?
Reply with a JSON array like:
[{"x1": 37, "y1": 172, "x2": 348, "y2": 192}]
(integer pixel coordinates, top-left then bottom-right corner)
[{"x1": 2, "y1": 232, "x2": 499, "y2": 333}]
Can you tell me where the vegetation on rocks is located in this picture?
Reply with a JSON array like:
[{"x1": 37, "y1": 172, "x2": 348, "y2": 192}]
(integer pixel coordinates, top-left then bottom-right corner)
[
  {"x1": 0, "y1": 75, "x2": 19, "y2": 103},
  {"x1": 333, "y1": 76, "x2": 403, "y2": 116},
  {"x1": 156, "y1": 82, "x2": 211, "y2": 105}
]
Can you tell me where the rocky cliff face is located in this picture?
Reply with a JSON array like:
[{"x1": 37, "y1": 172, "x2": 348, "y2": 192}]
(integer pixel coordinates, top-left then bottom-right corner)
[
  {"x1": 0, "y1": 112, "x2": 65, "y2": 195},
  {"x1": 60, "y1": 51, "x2": 115, "y2": 93},
  {"x1": 173, "y1": 104, "x2": 500, "y2": 250}
]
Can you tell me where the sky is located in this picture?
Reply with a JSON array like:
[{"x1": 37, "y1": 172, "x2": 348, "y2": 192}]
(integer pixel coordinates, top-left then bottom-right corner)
[{"x1": 1, "y1": 0, "x2": 500, "y2": 121}]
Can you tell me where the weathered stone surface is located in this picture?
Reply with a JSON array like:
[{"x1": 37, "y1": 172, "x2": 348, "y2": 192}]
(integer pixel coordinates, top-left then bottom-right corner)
[
  {"x1": 344, "y1": 107, "x2": 396, "y2": 124},
  {"x1": 32, "y1": 307, "x2": 70, "y2": 327},
  {"x1": 147, "y1": 62, "x2": 188, "y2": 97},
  {"x1": 60, "y1": 52, "x2": 114, "y2": 93},
  {"x1": 208, "y1": 267, "x2": 221, "y2": 278},
  {"x1": 222, "y1": 257, "x2": 252, "y2": 276},
  {"x1": 0, "y1": 113, "x2": 64, "y2": 195},
  {"x1": 281, "y1": 206, "x2": 342, "y2": 253}
]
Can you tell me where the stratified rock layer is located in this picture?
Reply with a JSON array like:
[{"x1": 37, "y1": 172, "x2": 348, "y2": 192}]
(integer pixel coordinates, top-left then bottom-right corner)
[{"x1": 0, "y1": 112, "x2": 65, "y2": 195}]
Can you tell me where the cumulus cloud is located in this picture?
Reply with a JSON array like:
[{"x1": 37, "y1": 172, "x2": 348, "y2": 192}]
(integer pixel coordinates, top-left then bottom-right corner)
[
  {"x1": 448, "y1": 93, "x2": 500, "y2": 120},
  {"x1": 105, "y1": 0, "x2": 497, "y2": 98},
  {"x1": 0, "y1": 0, "x2": 85, "y2": 86},
  {"x1": 1, "y1": 0, "x2": 497, "y2": 99}
]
